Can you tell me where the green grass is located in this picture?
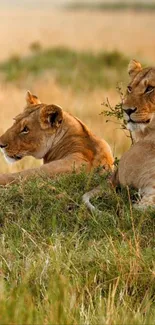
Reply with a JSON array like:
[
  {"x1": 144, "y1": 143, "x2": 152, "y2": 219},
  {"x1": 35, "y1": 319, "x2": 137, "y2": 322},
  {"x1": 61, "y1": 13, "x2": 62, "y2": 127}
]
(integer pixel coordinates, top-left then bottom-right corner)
[
  {"x1": 0, "y1": 170, "x2": 155, "y2": 324},
  {"x1": 66, "y1": 1, "x2": 155, "y2": 11},
  {"x1": 0, "y1": 47, "x2": 128, "y2": 90}
]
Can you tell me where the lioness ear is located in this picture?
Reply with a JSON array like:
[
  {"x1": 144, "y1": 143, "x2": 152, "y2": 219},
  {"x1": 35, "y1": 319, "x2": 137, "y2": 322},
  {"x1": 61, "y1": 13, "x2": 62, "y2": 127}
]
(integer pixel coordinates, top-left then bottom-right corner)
[
  {"x1": 26, "y1": 91, "x2": 41, "y2": 105},
  {"x1": 40, "y1": 104, "x2": 63, "y2": 129},
  {"x1": 128, "y1": 60, "x2": 142, "y2": 78}
]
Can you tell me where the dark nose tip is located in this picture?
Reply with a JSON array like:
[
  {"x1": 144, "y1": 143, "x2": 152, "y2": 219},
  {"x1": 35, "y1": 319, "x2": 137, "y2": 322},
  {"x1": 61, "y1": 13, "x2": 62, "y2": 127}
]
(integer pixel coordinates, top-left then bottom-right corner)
[
  {"x1": 0, "y1": 143, "x2": 7, "y2": 149},
  {"x1": 124, "y1": 107, "x2": 137, "y2": 116}
]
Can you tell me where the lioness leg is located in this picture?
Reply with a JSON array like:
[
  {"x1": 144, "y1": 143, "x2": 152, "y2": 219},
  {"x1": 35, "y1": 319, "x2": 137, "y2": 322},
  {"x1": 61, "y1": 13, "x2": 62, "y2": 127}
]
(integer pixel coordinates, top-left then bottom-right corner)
[
  {"x1": 133, "y1": 194, "x2": 155, "y2": 210},
  {"x1": 82, "y1": 186, "x2": 102, "y2": 213},
  {"x1": 83, "y1": 169, "x2": 117, "y2": 213},
  {"x1": 0, "y1": 155, "x2": 89, "y2": 185}
]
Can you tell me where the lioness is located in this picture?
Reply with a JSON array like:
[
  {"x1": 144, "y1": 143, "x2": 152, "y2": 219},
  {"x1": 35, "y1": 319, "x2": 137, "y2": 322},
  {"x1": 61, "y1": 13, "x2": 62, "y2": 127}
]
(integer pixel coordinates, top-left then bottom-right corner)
[
  {"x1": 83, "y1": 59, "x2": 155, "y2": 211},
  {"x1": 0, "y1": 91, "x2": 114, "y2": 185},
  {"x1": 114, "y1": 59, "x2": 155, "y2": 209}
]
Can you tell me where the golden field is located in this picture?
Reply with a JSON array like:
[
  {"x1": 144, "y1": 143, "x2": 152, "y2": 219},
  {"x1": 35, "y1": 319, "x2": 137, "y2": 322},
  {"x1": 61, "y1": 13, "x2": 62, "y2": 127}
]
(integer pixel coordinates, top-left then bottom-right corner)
[
  {"x1": 1, "y1": 9, "x2": 155, "y2": 61},
  {"x1": 0, "y1": 8, "x2": 155, "y2": 173}
]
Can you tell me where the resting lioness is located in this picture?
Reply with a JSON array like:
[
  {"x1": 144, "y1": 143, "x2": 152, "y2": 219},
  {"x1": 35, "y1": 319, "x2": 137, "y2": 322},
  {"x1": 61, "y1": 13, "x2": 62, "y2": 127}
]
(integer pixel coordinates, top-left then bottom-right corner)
[
  {"x1": 114, "y1": 59, "x2": 155, "y2": 209},
  {"x1": 0, "y1": 91, "x2": 114, "y2": 185},
  {"x1": 83, "y1": 59, "x2": 155, "y2": 211}
]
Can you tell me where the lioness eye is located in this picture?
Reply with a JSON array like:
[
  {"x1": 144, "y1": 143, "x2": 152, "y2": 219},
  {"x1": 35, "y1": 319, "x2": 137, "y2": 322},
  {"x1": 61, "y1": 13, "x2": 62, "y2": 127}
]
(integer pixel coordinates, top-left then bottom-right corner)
[
  {"x1": 127, "y1": 86, "x2": 132, "y2": 93},
  {"x1": 145, "y1": 85, "x2": 154, "y2": 93},
  {"x1": 21, "y1": 126, "x2": 29, "y2": 134}
]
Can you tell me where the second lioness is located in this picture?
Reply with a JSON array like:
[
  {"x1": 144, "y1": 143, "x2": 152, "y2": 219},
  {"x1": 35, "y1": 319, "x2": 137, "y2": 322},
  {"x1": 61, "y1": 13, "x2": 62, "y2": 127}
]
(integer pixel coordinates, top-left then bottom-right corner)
[
  {"x1": 113, "y1": 60, "x2": 155, "y2": 209},
  {"x1": 84, "y1": 59, "x2": 155, "y2": 211},
  {"x1": 0, "y1": 91, "x2": 113, "y2": 185}
]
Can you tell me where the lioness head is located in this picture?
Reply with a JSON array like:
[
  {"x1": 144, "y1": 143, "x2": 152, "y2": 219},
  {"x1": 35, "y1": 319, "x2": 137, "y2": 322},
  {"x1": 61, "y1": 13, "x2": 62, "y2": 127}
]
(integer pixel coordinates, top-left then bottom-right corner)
[
  {"x1": 0, "y1": 91, "x2": 63, "y2": 163},
  {"x1": 123, "y1": 60, "x2": 155, "y2": 133}
]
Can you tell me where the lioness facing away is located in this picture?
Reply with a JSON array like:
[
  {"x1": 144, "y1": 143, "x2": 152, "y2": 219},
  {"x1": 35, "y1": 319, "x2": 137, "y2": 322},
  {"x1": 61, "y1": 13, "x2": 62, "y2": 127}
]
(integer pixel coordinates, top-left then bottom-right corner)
[
  {"x1": 0, "y1": 91, "x2": 114, "y2": 185},
  {"x1": 83, "y1": 59, "x2": 155, "y2": 211}
]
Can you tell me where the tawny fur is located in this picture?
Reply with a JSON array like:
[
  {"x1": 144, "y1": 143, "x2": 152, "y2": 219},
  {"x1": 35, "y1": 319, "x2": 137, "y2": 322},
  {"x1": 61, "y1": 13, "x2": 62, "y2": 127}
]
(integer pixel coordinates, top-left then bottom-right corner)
[{"x1": 0, "y1": 92, "x2": 114, "y2": 185}]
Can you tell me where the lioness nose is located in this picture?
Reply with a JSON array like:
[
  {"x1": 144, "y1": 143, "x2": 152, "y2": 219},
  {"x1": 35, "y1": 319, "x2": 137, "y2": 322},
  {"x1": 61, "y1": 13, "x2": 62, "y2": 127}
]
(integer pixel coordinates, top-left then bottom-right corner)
[{"x1": 124, "y1": 107, "x2": 137, "y2": 116}]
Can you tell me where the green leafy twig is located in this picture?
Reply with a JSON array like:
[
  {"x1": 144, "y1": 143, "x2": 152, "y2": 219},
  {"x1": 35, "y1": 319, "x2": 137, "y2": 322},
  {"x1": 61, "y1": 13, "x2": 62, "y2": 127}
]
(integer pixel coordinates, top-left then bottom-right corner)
[
  {"x1": 100, "y1": 84, "x2": 125, "y2": 126},
  {"x1": 100, "y1": 84, "x2": 133, "y2": 143}
]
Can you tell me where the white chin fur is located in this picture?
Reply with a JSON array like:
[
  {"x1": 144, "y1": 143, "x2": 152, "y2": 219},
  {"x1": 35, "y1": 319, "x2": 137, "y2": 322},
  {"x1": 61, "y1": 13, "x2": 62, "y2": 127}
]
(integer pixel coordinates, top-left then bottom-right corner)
[
  {"x1": 127, "y1": 122, "x2": 147, "y2": 132},
  {"x1": 1, "y1": 149, "x2": 16, "y2": 164}
]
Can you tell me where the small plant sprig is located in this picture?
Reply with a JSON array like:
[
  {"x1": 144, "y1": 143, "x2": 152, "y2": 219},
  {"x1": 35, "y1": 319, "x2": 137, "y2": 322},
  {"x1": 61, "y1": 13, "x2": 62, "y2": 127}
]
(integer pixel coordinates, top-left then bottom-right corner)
[
  {"x1": 100, "y1": 84, "x2": 125, "y2": 127},
  {"x1": 114, "y1": 156, "x2": 119, "y2": 167},
  {"x1": 100, "y1": 84, "x2": 133, "y2": 143}
]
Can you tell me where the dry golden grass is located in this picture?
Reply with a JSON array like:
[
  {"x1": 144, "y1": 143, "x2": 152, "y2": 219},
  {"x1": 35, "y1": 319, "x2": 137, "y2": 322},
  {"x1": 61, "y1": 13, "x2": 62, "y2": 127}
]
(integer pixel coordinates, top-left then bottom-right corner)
[
  {"x1": 0, "y1": 8, "x2": 154, "y2": 173},
  {"x1": 0, "y1": 9, "x2": 155, "y2": 61}
]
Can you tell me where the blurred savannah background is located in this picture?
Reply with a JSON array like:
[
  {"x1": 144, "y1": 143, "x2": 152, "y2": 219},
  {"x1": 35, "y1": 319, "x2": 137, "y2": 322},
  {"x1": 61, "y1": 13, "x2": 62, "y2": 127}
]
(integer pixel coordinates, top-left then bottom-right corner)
[{"x1": 0, "y1": 0, "x2": 155, "y2": 173}]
